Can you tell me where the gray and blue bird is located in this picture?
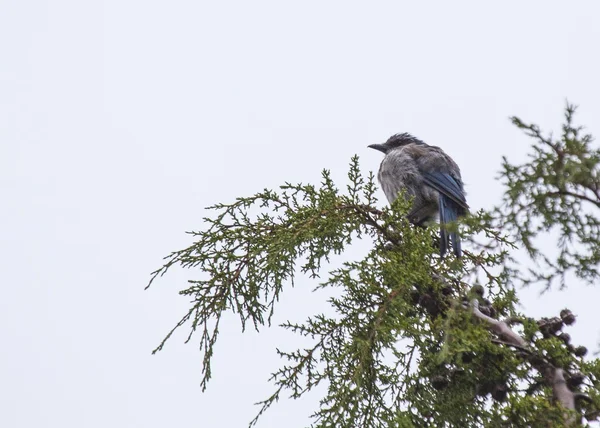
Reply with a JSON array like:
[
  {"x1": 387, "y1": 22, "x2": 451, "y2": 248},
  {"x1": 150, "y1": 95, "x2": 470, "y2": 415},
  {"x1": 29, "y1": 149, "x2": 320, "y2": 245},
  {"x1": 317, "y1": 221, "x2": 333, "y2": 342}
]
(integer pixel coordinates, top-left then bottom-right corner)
[{"x1": 369, "y1": 133, "x2": 468, "y2": 257}]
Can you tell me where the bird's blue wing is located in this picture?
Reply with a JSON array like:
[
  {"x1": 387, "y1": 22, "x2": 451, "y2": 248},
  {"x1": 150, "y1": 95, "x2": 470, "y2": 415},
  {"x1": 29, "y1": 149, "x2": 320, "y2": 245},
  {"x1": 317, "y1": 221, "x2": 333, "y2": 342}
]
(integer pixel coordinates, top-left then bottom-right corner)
[{"x1": 422, "y1": 171, "x2": 468, "y2": 211}]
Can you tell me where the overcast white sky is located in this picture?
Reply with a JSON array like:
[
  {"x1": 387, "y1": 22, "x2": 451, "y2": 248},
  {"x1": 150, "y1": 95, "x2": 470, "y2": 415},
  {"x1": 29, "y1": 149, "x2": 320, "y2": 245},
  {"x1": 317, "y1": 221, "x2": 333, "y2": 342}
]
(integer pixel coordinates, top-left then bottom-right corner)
[{"x1": 2, "y1": 1, "x2": 600, "y2": 427}]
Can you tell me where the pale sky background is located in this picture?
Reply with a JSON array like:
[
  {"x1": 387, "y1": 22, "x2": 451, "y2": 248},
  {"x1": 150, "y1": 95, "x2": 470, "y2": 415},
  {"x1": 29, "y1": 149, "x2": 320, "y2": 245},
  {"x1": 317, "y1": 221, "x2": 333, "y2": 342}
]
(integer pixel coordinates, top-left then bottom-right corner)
[{"x1": 2, "y1": 1, "x2": 600, "y2": 427}]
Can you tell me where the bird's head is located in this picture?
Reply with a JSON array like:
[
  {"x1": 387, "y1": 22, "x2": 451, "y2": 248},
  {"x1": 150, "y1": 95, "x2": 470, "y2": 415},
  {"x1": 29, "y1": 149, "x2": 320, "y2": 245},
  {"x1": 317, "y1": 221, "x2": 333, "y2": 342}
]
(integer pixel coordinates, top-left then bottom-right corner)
[{"x1": 368, "y1": 133, "x2": 424, "y2": 154}]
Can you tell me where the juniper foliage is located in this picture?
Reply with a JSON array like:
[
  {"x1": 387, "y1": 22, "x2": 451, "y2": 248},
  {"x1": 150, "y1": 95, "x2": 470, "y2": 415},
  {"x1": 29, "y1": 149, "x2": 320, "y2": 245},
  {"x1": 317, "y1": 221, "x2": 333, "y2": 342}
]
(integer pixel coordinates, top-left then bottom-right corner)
[
  {"x1": 148, "y1": 104, "x2": 600, "y2": 427},
  {"x1": 499, "y1": 104, "x2": 600, "y2": 289}
]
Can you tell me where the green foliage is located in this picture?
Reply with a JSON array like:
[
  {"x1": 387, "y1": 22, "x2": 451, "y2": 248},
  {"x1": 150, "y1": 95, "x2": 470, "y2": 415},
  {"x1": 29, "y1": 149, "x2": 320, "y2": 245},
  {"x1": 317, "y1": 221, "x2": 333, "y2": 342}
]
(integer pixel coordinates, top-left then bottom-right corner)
[
  {"x1": 147, "y1": 159, "x2": 382, "y2": 390},
  {"x1": 148, "y1": 107, "x2": 600, "y2": 427},
  {"x1": 498, "y1": 103, "x2": 600, "y2": 289}
]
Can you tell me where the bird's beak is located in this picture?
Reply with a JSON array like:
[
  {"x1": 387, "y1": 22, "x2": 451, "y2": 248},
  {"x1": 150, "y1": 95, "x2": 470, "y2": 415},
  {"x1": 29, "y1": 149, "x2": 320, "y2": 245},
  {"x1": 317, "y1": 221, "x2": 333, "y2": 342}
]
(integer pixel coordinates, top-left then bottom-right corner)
[{"x1": 368, "y1": 144, "x2": 386, "y2": 154}]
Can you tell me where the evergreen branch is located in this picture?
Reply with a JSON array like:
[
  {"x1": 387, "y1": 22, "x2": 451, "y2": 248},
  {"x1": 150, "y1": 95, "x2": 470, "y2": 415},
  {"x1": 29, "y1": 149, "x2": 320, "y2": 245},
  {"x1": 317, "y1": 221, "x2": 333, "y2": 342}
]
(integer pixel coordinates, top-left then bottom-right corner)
[{"x1": 148, "y1": 122, "x2": 600, "y2": 427}]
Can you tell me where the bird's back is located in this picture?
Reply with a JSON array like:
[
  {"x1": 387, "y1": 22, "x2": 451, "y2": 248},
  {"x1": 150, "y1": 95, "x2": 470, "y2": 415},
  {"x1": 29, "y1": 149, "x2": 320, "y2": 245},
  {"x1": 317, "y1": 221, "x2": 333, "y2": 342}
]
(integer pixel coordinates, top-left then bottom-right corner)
[
  {"x1": 377, "y1": 142, "x2": 467, "y2": 220},
  {"x1": 378, "y1": 143, "x2": 461, "y2": 201},
  {"x1": 413, "y1": 145, "x2": 464, "y2": 186}
]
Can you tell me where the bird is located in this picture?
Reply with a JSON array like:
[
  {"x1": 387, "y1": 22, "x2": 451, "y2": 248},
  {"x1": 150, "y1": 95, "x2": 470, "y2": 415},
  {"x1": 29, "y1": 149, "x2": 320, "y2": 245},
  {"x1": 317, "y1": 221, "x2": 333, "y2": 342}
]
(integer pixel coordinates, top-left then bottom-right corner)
[{"x1": 368, "y1": 133, "x2": 468, "y2": 257}]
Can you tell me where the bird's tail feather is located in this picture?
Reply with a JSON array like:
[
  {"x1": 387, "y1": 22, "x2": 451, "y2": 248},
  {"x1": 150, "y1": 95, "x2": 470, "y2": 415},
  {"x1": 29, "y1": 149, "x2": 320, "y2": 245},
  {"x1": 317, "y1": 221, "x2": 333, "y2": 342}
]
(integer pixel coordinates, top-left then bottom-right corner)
[{"x1": 438, "y1": 194, "x2": 461, "y2": 258}]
